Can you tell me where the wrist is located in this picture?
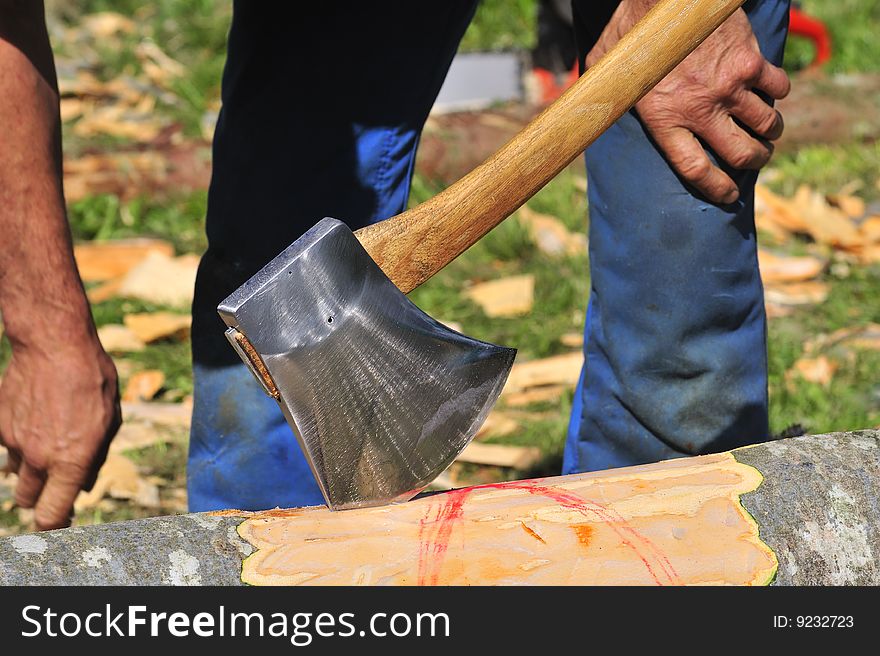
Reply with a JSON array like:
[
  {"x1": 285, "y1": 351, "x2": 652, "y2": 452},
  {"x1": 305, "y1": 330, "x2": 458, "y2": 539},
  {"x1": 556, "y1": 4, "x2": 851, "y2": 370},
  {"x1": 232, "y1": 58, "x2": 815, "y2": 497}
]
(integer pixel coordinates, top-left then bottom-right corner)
[{"x1": 2, "y1": 287, "x2": 99, "y2": 354}]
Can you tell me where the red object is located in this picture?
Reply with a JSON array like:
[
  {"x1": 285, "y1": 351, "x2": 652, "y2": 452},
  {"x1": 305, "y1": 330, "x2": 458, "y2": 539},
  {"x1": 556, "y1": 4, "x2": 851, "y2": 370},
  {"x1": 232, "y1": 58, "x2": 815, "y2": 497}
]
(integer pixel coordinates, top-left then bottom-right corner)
[
  {"x1": 532, "y1": 66, "x2": 579, "y2": 105},
  {"x1": 788, "y1": 6, "x2": 832, "y2": 67}
]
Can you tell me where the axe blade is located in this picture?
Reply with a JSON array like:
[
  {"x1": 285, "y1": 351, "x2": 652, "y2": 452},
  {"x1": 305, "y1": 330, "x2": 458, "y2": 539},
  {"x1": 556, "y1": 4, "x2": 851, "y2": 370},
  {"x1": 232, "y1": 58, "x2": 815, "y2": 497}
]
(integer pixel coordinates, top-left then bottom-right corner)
[{"x1": 218, "y1": 218, "x2": 516, "y2": 510}]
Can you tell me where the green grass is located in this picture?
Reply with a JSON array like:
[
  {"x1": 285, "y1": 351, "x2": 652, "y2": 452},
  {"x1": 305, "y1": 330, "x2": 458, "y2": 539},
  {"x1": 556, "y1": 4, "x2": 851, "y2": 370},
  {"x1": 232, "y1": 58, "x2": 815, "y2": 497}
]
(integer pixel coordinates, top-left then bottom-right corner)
[
  {"x1": 409, "y1": 167, "x2": 590, "y2": 361},
  {"x1": 88, "y1": 296, "x2": 195, "y2": 398},
  {"x1": 768, "y1": 265, "x2": 880, "y2": 434},
  {"x1": 59, "y1": 1, "x2": 230, "y2": 135},
  {"x1": 69, "y1": 192, "x2": 208, "y2": 253},
  {"x1": 767, "y1": 141, "x2": 880, "y2": 200},
  {"x1": 123, "y1": 440, "x2": 188, "y2": 484},
  {"x1": 459, "y1": 0, "x2": 537, "y2": 53}
]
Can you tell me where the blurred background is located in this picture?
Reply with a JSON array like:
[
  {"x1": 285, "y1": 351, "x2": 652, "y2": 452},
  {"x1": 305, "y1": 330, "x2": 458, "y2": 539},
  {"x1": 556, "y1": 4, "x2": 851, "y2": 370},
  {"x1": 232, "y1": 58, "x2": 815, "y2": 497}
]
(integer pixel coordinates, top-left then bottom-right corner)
[{"x1": 1, "y1": 0, "x2": 879, "y2": 533}]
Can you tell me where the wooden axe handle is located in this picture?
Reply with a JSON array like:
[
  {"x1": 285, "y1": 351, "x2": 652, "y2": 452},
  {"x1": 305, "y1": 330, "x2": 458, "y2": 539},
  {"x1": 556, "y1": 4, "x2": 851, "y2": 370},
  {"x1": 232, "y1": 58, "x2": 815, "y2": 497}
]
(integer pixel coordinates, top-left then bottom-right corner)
[{"x1": 355, "y1": 0, "x2": 746, "y2": 293}]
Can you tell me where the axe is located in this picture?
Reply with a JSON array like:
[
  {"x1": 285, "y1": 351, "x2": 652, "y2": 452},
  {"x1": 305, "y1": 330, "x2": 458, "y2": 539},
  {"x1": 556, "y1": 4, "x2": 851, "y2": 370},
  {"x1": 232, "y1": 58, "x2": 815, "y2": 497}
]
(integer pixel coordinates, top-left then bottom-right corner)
[{"x1": 218, "y1": 0, "x2": 746, "y2": 509}]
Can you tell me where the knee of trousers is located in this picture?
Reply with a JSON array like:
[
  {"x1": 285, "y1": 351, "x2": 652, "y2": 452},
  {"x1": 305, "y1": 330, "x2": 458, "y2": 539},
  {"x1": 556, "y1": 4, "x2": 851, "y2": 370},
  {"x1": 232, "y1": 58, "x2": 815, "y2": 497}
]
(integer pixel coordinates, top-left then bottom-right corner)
[
  {"x1": 565, "y1": 112, "x2": 769, "y2": 472},
  {"x1": 563, "y1": 0, "x2": 788, "y2": 472}
]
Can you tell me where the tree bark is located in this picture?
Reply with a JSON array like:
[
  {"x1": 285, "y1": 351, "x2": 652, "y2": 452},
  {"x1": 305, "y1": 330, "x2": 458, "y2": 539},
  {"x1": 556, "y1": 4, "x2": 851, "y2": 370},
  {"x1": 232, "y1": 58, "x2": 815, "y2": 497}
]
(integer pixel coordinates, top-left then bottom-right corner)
[{"x1": 0, "y1": 430, "x2": 877, "y2": 585}]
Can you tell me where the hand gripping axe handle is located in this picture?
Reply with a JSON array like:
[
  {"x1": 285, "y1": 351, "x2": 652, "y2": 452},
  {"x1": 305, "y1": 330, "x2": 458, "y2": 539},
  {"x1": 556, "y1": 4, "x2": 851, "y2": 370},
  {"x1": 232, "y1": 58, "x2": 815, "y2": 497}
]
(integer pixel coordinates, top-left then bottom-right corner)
[{"x1": 220, "y1": 0, "x2": 746, "y2": 511}]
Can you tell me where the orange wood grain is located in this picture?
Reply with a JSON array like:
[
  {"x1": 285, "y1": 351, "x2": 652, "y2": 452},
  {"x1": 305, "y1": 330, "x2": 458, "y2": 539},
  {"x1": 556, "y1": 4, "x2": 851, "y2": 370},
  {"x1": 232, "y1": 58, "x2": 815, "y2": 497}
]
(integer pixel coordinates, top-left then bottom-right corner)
[{"x1": 234, "y1": 452, "x2": 777, "y2": 586}]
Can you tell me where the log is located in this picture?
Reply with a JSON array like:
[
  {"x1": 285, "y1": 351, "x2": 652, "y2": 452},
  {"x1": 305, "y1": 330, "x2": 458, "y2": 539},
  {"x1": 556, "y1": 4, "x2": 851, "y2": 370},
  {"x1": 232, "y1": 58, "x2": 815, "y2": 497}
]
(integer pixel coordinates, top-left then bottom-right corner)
[{"x1": 0, "y1": 430, "x2": 877, "y2": 585}]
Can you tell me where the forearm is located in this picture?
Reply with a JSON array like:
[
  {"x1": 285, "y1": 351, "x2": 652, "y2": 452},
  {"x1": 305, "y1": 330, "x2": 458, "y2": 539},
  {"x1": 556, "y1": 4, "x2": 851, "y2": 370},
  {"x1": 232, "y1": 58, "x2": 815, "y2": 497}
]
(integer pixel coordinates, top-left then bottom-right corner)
[{"x1": 0, "y1": 2, "x2": 96, "y2": 353}]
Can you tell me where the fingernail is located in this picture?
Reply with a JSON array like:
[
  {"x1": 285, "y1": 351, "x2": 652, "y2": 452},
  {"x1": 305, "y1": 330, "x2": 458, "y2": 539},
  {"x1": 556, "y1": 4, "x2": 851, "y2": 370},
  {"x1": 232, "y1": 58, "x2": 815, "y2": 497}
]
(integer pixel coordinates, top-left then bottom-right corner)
[{"x1": 723, "y1": 189, "x2": 740, "y2": 204}]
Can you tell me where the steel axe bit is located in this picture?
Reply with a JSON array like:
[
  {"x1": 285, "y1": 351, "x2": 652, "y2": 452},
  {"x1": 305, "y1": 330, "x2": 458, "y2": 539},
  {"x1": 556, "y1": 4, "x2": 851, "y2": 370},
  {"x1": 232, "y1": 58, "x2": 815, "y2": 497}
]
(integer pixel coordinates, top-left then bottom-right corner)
[{"x1": 218, "y1": 0, "x2": 747, "y2": 510}]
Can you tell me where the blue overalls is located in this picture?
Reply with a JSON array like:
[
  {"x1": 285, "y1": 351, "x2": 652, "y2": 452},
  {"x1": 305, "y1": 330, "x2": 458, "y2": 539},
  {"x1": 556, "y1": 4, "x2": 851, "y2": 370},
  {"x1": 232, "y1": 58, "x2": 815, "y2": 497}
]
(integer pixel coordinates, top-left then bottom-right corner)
[{"x1": 187, "y1": 1, "x2": 790, "y2": 511}]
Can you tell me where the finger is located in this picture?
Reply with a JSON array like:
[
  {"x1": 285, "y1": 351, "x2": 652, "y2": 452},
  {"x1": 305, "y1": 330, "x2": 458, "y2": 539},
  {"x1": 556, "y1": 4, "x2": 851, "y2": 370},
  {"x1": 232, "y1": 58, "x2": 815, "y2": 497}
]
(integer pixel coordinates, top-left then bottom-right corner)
[
  {"x1": 652, "y1": 126, "x2": 739, "y2": 204},
  {"x1": 34, "y1": 464, "x2": 85, "y2": 530},
  {"x1": 700, "y1": 113, "x2": 774, "y2": 172},
  {"x1": 730, "y1": 90, "x2": 784, "y2": 141},
  {"x1": 14, "y1": 461, "x2": 47, "y2": 509},
  {"x1": 753, "y1": 61, "x2": 791, "y2": 100}
]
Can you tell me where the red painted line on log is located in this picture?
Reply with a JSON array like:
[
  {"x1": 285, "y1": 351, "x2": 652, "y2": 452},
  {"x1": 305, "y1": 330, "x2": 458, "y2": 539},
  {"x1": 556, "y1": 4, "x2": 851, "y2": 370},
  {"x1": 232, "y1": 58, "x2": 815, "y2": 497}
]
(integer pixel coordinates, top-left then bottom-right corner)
[
  {"x1": 417, "y1": 488, "x2": 473, "y2": 585},
  {"x1": 502, "y1": 480, "x2": 681, "y2": 585},
  {"x1": 416, "y1": 478, "x2": 681, "y2": 586}
]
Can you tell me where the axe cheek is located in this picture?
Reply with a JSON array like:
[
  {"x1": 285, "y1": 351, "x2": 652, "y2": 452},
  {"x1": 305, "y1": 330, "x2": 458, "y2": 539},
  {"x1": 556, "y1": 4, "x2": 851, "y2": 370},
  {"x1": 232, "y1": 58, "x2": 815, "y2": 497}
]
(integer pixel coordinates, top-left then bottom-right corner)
[{"x1": 219, "y1": 218, "x2": 515, "y2": 509}]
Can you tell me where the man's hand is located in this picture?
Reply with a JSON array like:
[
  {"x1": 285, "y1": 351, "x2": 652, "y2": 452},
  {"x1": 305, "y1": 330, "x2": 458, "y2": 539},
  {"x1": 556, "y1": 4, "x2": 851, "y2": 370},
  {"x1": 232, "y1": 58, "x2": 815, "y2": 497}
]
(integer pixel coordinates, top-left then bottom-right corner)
[
  {"x1": 0, "y1": 2, "x2": 121, "y2": 529},
  {"x1": 587, "y1": 2, "x2": 791, "y2": 204},
  {"x1": 0, "y1": 338, "x2": 120, "y2": 530}
]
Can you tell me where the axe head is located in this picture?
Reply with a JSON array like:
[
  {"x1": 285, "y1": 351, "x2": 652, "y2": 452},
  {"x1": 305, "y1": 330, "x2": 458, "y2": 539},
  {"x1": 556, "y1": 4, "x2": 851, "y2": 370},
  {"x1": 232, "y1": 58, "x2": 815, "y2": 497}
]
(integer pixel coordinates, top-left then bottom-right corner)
[{"x1": 218, "y1": 218, "x2": 515, "y2": 510}]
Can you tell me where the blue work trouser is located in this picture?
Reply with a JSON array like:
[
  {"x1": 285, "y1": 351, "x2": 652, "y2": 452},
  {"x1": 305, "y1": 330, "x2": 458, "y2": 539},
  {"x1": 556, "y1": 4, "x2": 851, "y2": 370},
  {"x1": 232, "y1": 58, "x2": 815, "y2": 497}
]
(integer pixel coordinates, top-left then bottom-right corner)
[
  {"x1": 188, "y1": 1, "x2": 790, "y2": 511},
  {"x1": 563, "y1": 0, "x2": 790, "y2": 473}
]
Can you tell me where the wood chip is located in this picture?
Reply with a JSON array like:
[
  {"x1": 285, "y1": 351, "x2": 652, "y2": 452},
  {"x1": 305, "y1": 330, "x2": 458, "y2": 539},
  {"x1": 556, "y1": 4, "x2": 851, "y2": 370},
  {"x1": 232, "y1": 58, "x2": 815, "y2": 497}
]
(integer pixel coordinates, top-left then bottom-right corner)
[
  {"x1": 123, "y1": 312, "x2": 191, "y2": 343},
  {"x1": 501, "y1": 385, "x2": 567, "y2": 407},
  {"x1": 87, "y1": 278, "x2": 123, "y2": 304},
  {"x1": 437, "y1": 319, "x2": 463, "y2": 333},
  {"x1": 804, "y1": 323, "x2": 880, "y2": 354},
  {"x1": 109, "y1": 421, "x2": 188, "y2": 454},
  {"x1": 456, "y1": 443, "x2": 542, "y2": 470},
  {"x1": 122, "y1": 370, "x2": 166, "y2": 402},
  {"x1": 791, "y1": 185, "x2": 862, "y2": 248},
  {"x1": 121, "y1": 401, "x2": 192, "y2": 427},
  {"x1": 755, "y1": 184, "x2": 864, "y2": 249},
  {"x1": 474, "y1": 411, "x2": 518, "y2": 440},
  {"x1": 786, "y1": 356, "x2": 837, "y2": 387},
  {"x1": 826, "y1": 193, "x2": 866, "y2": 219},
  {"x1": 65, "y1": 151, "x2": 170, "y2": 202},
  {"x1": 81, "y1": 12, "x2": 136, "y2": 38},
  {"x1": 765, "y1": 303, "x2": 794, "y2": 319},
  {"x1": 59, "y1": 71, "x2": 140, "y2": 103},
  {"x1": 855, "y1": 244, "x2": 880, "y2": 264},
  {"x1": 74, "y1": 238, "x2": 175, "y2": 282},
  {"x1": 502, "y1": 352, "x2": 582, "y2": 395},
  {"x1": 754, "y1": 185, "x2": 806, "y2": 236},
  {"x1": 758, "y1": 249, "x2": 825, "y2": 284},
  {"x1": 115, "y1": 251, "x2": 200, "y2": 306},
  {"x1": 465, "y1": 274, "x2": 534, "y2": 317},
  {"x1": 859, "y1": 216, "x2": 880, "y2": 243},
  {"x1": 135, "y1": 41, "x2": 187, "y2": 86},
  {"x1": 841, "y1": 327, "x2": 880, "y2": 350},
  {"x1": 517, "y1": 205, "x2": 587, "y2": 257},
  {"x1": 60, "y1": 97, "x2": 88, "y2": 122},
  {"x1": 75, "y1": 454, "x2": 160, "y2": 510},
  {"x1": 763, "y1": 281, "x2": 830, "y2": 306},
  {"x1": 72, "y1": 103, "x2": 164, "y2": 143},
  {"x1": 97, "y1": 324, "x2": 146, "y2": 353}
]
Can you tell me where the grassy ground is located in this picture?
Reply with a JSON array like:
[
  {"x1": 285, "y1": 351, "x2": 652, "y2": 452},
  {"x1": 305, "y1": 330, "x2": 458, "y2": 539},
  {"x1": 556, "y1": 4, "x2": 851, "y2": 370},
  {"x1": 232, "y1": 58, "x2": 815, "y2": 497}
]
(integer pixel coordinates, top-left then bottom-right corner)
[{"x1": 2, "y1": 1, "x2": 879, "y2": 533}]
